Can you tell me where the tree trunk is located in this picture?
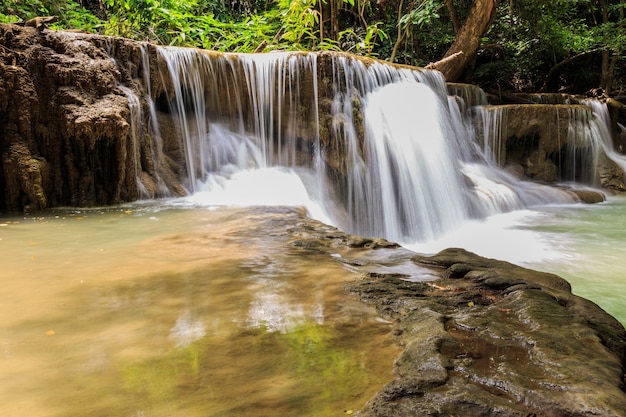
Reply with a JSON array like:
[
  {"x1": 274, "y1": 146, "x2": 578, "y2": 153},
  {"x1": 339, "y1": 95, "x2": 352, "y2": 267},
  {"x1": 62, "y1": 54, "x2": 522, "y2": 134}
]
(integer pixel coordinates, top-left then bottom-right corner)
[
  {"x1": 389, "y1": 0, "x2": 406, "y2": 63},
  {"x1": 445, "y1": 0, "x2": 461, "y2": 33},
  {"x1": 599, "y1": 0, "x2": 624, "y2": 94},
  {"x1": 599, "y1": 0, "x2": 612, "y2": 93},
  {"x1": 430, "y1": 0, "x2": 499, "y2": 82}
]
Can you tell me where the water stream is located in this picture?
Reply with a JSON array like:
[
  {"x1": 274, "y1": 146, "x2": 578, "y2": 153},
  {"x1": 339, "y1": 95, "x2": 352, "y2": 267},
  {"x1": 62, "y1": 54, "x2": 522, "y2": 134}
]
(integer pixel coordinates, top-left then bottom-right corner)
[
  {"x1": 156, "y1": 49, "x2": 610, "y2": 245},
  {"x1": 2, "y1": 47, "x2": 626, "y2": 415},
  {"x1": 1, "y1": 193, "x2": 625, "y2": 416}
]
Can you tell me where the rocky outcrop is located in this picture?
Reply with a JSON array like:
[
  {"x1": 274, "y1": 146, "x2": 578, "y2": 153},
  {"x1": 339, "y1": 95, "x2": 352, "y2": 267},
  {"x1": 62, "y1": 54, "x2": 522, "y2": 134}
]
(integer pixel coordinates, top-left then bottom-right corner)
[
  {"x1": 287, "y1": 219, "x2": 626, "y2": 416},
  {"x1": 0, "y1": 24, "x2": 186, "y2": 212},
  {"x1": 356, "y1": 248, "x2": 626, "y2": 416},
  {"x1": 608, "y1": 97, "x2": 626, "y2": 152}
]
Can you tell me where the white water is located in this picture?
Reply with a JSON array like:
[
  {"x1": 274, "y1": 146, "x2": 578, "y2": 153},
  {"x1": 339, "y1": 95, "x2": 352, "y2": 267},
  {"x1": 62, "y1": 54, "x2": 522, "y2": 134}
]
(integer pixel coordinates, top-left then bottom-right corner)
[
  {"x1": 157, "y1": 49, "x2": 612, "y2": 248},
  {"x1": 354, "y1": 81, "x2": 468, "y2": 241},
  {"x1": 583, "y1": 99, "x2": 626, "y2": 173}
]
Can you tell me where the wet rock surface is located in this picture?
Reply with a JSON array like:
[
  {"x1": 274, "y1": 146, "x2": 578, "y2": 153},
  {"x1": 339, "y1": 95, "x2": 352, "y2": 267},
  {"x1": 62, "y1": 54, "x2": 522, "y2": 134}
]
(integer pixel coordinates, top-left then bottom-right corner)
[
  {"x1": 0, "y1": 24, "x2": 186, "y2": 212},
  {"x1": 287, "y1": 218, "x2": 626, "y2": 416},
  {"x1": 475, "y1": 104, "x2": 626, "y2": 190}
]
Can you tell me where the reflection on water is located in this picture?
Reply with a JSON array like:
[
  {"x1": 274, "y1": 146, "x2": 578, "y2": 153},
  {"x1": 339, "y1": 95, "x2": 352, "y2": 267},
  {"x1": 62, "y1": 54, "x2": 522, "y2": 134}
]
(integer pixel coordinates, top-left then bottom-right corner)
[{"x1": 0, "y1": 206, "x2": 398, "y2": 417}]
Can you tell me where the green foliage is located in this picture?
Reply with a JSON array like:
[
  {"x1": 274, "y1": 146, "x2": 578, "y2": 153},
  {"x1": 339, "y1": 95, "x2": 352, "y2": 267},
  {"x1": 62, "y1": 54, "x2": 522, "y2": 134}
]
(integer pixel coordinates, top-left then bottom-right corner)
[
  {"x1": 0, "y1": 0, "x2": 102, "y2": 30},
  {"x1": 0, "y1": 0, "x2": 622, "y2": 92},
  {"x1": 279, "y1": 0, "x2": 320, "y2": 47},
  {"x1": 398, "y1": 0, "x2": 441, "y2": 29},
  {"x1": 475, "y1": 0, "x2": 625, "y2": 92},
  {"x1": 338, "y1": 22, "x2": 388, "y2": 56}
]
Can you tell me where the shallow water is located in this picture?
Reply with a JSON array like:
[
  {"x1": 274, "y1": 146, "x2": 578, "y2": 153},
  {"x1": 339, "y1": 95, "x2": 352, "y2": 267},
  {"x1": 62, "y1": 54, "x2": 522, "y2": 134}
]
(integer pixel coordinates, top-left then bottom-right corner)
[
  {"x1": 2, "y1": 195, "x2": 625, "y2": 416},
  {"x1": 518, "y1": 195, "x2": 626, "y2": 326},
  {"x1": 0, "y1": 205, "x2": 399, "y2": 417},
  {"x1": 407, "y1": 195, "x2": 626, "y2": 326}
]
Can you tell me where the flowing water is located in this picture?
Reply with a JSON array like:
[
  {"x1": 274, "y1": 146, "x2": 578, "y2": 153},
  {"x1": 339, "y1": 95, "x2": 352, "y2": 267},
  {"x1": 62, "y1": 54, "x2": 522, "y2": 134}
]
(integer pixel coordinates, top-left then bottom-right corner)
[
  {"x1": 405, "y1": 195, "x2": 626, "y2": 326},
  {"x1": 3, "y1": 47, "x2": 626, "y2": 415},
  {"x1": 0, "y1": 204, "x2": 401, "y2": 417},
  {"x1": 520, "y1": 196, "x2": 626, "y2": 325},
  {"x1": 2, "y1": 191, "x2": 625, "y2": 417},
  {"x1": 156, "y1": 49, "x2": 618, "y2": 246}
]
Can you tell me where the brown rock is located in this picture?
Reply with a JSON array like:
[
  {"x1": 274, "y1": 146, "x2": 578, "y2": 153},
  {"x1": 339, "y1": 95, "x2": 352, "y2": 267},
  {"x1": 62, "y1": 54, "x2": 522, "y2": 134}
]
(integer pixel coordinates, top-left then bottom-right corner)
[
  {"x1": 283, "y1": 220, "x2": 626, "y2": 416},
  {"x1": 0, "y1": 23, "x2": 186, "y2": 211},
  {"x1": 351, "y1": 248, "x2": 626, "y2": 416}
]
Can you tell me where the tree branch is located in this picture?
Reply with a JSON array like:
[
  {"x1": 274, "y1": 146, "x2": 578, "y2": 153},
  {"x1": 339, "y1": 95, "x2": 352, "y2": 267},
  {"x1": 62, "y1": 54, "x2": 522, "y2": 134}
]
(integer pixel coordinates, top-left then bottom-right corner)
[{"x1": 540, "y1": 48, "x2": 602, "y2": 92}]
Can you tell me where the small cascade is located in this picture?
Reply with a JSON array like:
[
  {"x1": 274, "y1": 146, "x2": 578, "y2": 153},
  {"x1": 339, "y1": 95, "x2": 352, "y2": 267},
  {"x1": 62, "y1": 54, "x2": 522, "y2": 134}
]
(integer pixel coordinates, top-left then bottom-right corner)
[
  {"x1": 117, "y1": 85, "x2": 153, "y2": 198},
  {"x1": 447, "y1": 83, "x2": 489, "y2": 108},
  {"x1": 138, "y1": 46, "x2": 172, "y2": 197},
  {"x1": 582, "y1": 99, "x2": 626, "y2": 173},
  {"x1": 159, "y1": 48, "x2": 321, "y2": 190},
  {"x1": 474, "y1": 104, "x2": 608, "y2": 186},
  {"x1": 155, "y1": 47, "x2": 614, "y2": 245},
  {"x1": 105, "y1": 42, "x2": 178, "y2": 199},
  {"x1": 352, "y1": 81, "x2": 468, "y2": 241},
  {"x1": 118, "y1": 78, "x2": 173, "y2": 199}
]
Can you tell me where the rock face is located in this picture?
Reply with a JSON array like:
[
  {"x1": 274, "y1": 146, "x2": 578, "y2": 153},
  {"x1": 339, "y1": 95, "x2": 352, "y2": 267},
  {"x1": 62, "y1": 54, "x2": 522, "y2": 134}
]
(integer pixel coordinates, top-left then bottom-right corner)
[
  {"x1": 0, "y1": 24, "x2": 186, "y2": 212},
  {"x1": 475, "y1": 104, "x2": 625, "y2": 188}
]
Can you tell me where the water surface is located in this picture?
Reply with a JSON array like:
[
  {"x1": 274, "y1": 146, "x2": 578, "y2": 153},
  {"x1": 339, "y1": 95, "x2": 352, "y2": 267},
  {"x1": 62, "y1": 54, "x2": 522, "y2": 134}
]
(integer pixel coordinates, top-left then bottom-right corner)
[
  {"x1": 407, "y1": 195, "x2": 626, "y2": 326},
  {"x1": 519, "y1": 195, "x2": 626, "y2": 325},
  {"x1": 0, "y1": 205, "x2": 399, "y2": 417}
]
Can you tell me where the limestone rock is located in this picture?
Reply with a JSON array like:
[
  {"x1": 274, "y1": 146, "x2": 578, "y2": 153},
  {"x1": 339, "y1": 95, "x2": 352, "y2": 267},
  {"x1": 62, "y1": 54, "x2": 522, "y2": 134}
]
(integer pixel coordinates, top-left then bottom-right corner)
[
  {"x1": 350, "y1": 248, "x2": 626, "y2": 416},
  {"x1": 0, "y1": 23, "x2": 186, "y2": 212}
]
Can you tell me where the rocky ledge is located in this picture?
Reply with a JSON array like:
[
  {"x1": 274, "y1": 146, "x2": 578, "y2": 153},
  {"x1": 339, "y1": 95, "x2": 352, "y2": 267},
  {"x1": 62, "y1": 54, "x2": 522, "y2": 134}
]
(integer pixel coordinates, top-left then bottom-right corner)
[{"x1": 288, "y1": 217, "x2": 626, "y2": 416}]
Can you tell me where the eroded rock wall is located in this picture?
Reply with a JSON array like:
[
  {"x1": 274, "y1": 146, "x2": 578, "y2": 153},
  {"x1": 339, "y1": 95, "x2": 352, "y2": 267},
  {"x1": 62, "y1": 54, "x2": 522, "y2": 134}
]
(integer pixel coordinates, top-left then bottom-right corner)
[
  {"x1": 0, "y1": 24, "x2": 185, "y2": 212},
  {"x1": 475, "y1": 104, "x2": 626, "y2": 189}
]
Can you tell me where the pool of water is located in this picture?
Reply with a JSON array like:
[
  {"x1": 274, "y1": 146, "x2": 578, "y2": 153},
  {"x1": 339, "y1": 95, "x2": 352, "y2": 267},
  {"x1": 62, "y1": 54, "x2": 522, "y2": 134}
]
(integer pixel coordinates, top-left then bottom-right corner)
[
  {"x1": 406, "y1": 194, "x2": 626, "y2": 326},
  {"x1": 0, "y1": 205, "x2": 399, "y2": 417},
  {"x1": 2, "y1": 194, "x2": 625, "y2": 417},
  {"x1": 518, "y1": 195, "x2": 626, "y2": 326}
]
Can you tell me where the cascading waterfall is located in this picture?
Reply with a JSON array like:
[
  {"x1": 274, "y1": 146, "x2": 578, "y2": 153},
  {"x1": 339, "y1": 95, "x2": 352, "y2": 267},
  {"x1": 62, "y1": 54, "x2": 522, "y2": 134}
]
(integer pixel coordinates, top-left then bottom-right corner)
[
  {"x1": 109, "y1": 43, "x2": 174, "y2": 198},
  {"x1": 353, "y1": 81, "x2": 469, "y2": 241},
  {"x1": 160, "y1": 49, "x2": 320, "y2": 186},
  {"x1": 475, "y1": 103, "x2": 614, "y2": 186},
  {"x1": 582, "y1": 99, "x2": 626, "y2": 173},
  {"x1": 117, "y1": 85, "x2": 151, "y2": 198},
  {"x1": 156, "y1": 47, "x2": 613, "y2": 245}
]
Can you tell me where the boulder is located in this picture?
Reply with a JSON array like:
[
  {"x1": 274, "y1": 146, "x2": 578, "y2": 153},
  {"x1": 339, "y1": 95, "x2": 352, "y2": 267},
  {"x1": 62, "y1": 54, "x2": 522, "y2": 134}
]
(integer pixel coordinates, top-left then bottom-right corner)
[{"x1": 352, "y1": 248, "x2": 626, "y2": 416}]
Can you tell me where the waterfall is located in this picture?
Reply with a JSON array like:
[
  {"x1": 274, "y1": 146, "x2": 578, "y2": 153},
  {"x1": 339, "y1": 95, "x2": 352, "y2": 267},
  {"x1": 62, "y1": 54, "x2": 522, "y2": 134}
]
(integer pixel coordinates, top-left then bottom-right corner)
[
  {"x1": 582, "y1": 99, "x2": 626, "y2": 173},
  {"x1": 348, "y1": 81, "x2": 468, "y2": 241},
  {"x1": 117, "y1": 85, "x2": 151, "y2": 198},
  {"x1": 156, "y1": 48, "x2": 611, "y2": 245},
  {"x1": 109, "y1": 43, "x2": 175, "y2": 199}
]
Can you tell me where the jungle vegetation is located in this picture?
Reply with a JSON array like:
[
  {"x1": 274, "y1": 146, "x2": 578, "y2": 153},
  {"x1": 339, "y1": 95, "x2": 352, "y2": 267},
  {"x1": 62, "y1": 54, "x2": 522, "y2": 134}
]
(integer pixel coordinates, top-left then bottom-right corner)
[{"x1": 1, "y1": 0, "x2": 624, "y2": 95}]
